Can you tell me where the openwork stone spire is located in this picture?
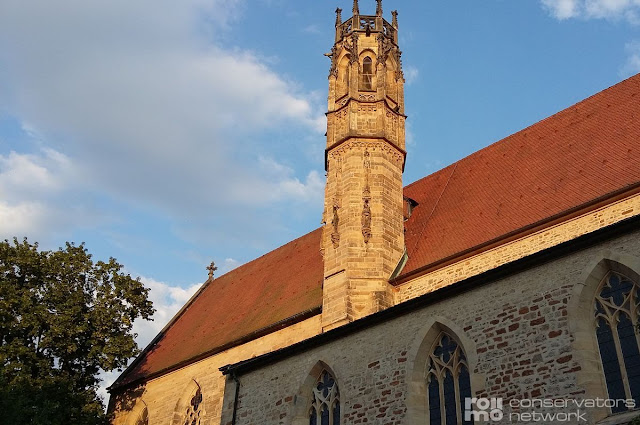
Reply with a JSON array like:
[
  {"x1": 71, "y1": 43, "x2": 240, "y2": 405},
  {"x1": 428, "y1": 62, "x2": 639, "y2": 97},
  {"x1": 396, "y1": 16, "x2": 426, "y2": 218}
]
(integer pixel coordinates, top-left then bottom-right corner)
[
  {"x1": 352, "y1": 0, "x2": 359, "y2": 15},
  {"x1": 335, "y1": 7, "x2": 342, "y2": 26},
  {"x1": 376, "y1": 0, "x2": 383, "y2": 17},
  {"x1": 391, "y1": 10, "x2": 398, "y2": 28}
]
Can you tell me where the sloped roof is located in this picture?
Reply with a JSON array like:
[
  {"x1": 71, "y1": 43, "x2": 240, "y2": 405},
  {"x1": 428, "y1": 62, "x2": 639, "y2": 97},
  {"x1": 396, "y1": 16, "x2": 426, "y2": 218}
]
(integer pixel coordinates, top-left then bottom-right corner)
[{"x1": 113, "y1": 73, "x2": 640, "y2": 389}]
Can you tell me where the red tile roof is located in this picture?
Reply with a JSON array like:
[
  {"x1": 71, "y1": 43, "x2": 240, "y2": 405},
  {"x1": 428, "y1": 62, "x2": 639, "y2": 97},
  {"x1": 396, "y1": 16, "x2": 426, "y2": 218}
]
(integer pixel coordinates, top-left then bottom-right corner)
[
  {"x1": 113, "y1": 73, "x2": 640, "y2": 388},
  {"x1": 401, "y1": 73, "x2": 640, "y2": 278}
]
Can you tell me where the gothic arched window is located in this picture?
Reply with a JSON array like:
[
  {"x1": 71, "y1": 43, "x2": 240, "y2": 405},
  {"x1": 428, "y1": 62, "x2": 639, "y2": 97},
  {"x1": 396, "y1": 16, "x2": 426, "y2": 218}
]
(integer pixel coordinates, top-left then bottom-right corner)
[
  {"x1": 595, "y1": 271, "x2": 640, "y2": 413},
  {"x1": 426, "y1": 332, "x2": 473, "y2": 425},
  {"x1": 309, "y1": 370, "x2": 340, "y2": 425},
  {"x1": 361, "y1": 56, "x2": 373, "y2": 91},
  {"x1": 135, "y1": 408, "x2": 148, "y2": 425},
  {"x1": 182, "y1": 387, "x2": 204, "y2": 425}
]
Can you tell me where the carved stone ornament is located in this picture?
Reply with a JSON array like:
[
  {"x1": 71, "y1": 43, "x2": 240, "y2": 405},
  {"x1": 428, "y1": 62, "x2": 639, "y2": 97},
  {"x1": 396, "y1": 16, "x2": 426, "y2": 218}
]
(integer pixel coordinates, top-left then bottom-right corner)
[
  {"x1": 361, "y1": 150, "x2": 372, "y2": 244},
  {"x1": 344, "y1": 33, "x2": 359, "y2": 64},
  {"x1": 331, "y1": 200, "x2": 340, "y2": 248},
  {"x1": 326, "y1": 45, "x2": 338, "y2": 78},
  {"x1": 395, "y1": 49, "x2": 405, "y2": 80},
  {"x1": 362, "y1": 198, "x2": 372, "y2": 244},
  {"x1": 377, "y1": 33, "x2": 394, "y2": 67}
]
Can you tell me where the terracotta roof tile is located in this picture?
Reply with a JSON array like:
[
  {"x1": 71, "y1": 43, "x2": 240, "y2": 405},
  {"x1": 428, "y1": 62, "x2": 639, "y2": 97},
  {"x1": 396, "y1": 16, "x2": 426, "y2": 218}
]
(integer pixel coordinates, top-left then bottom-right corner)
[
  {"x1": 114, "y1": 73, "x2": 640, "y2": 387},
  {"x1": 116, "y1": 228, "x2": 324, "y2": 386}
]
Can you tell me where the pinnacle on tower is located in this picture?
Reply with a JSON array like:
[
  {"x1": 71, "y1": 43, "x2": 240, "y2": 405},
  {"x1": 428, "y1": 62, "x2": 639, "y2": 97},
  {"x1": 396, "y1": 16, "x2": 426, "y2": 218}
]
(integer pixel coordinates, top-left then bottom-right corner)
[
  {"x1": 391, "y1": 10, "x2": 398, "y2": 28},
  {"x1": 352, "y1": 0, "x2": 359, "y2": 15},
  {"x1": 376, "y1": 0, "x2": 383, "y2": 17},
  {"x1": 335, "y1": 7, "x2": 342, "y2": 27}
]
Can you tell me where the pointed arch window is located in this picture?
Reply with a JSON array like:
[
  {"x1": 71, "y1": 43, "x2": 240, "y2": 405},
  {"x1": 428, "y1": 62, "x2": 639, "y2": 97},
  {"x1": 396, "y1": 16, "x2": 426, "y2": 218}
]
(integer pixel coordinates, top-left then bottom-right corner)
[
  {"x1": 135, "y1": 408, "x2": 148, "y2": 425},
  {"x1": 426, "y1": 332, "x2": 474, "y2": 425},
  {"x1": 595, "y1": 271, "x2": 640, "y2": 413},
  {"x1": 183, "y1": 387, "x2": 204, "y2": 425},
  {"x1": 361, "y1": 56, "x2": 373, "y2": 91},
  {"x1": 309, "y1": 370, "x2": 340, "y2": 425}
]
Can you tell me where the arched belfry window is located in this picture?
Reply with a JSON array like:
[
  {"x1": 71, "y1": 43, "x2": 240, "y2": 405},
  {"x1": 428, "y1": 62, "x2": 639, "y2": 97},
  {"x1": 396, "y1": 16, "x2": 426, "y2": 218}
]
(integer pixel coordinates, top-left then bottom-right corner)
[
  {"x1": 595, "y1": 271, "x2": 640, "y2": 413},
  {"x1": 361, "y1": 56, "x2": 373, "y2": 91},
  {"x1": 309, "y1": 370, "x2": 340, "y2": 425},
  {"x1": 182, "y1": 387, "x2": 204, "y2": 425},
  {"x1": 426, "y1": 332, "x2": 473, "y2": 425}
]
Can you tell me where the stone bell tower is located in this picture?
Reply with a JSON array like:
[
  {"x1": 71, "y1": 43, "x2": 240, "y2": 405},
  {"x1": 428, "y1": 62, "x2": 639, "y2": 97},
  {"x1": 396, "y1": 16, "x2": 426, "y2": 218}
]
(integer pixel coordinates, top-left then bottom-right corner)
[{"x1": 321, "y1": 0, "x2": 406, "y2": 331}]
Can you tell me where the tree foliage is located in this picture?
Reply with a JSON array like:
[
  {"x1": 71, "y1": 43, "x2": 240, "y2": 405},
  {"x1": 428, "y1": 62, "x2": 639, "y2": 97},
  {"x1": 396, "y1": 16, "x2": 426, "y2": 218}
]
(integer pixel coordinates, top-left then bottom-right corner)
[{"x1": 0, "y1": 238, "x2": 154, "y2": 424}]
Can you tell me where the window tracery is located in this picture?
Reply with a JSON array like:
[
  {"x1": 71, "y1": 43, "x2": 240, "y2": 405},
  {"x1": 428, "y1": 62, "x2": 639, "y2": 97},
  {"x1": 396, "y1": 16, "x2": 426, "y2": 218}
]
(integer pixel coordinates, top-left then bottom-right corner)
[
  {"x1": 595, "y1": 271, "x2": 640, "y2": 413},
  {"x1": 426, "y1": 332, "x2": 473, "y2": 425},
  {"x1": 309, "y1": 370, "x2": 340, "y2": 425},
  {"x1": 182, "y1": 387, "x2": 204, "y2": 425}
]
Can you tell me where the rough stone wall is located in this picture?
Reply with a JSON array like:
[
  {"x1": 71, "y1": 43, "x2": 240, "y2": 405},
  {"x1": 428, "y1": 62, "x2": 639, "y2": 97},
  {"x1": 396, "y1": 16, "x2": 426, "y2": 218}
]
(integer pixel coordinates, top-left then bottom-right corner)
[{"x1": 219, "y1": 228, "x2": 640, "y2": 425}]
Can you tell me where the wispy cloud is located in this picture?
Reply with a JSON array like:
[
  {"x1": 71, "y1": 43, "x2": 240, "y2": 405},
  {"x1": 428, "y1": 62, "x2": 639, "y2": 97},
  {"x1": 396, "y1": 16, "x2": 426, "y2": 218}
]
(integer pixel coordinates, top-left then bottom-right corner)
[
  {"x1": 621, "y1": 41, "x2": 640, "y2": 76},
  {"x1": 541, "y1": 0, "x2": 640, "y2": 23},
  {"x1": 404, "y1": 65, "x2": 419, "y2": 86}
]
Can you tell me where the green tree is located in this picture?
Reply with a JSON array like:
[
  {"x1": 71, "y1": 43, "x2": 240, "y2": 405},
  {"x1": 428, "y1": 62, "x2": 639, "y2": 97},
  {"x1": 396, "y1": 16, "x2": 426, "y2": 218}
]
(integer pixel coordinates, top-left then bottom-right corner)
[{"x1": 0, "y1": 238, "x2": 154, "y2": 425}]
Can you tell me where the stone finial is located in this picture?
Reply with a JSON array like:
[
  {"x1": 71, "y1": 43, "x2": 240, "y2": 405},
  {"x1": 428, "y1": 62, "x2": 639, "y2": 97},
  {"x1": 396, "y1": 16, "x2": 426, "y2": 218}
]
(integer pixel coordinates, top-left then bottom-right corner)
[
  {"x1": 376, "y1": 0, "x2": 383, "y2": 17},
  {"x1": 335, "y1": 7, "x2": 342, "y2": 26},
  {"x1": 206, "y1": 261, "x2": 217, "y2": 279},
  {"x1": 391, "y1": 10, "x2": 398, "y2": 28},
  {"x1": 352, "y1": 0, "x2": 359, "y2": 15}
]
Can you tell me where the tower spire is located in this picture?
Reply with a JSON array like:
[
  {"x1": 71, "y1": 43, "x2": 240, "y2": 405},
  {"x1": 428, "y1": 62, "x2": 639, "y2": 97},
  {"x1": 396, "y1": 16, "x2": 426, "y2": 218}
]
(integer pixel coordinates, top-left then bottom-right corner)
[
  {"x1": 322, "y1": 3, "x2": 407, "y2": 330},
  {"x1": 335, "y1": 7, "x2": 342, "y2": 26},
  {"x1": 391, "y1": 10, "x2": 398, "y2": 28}
]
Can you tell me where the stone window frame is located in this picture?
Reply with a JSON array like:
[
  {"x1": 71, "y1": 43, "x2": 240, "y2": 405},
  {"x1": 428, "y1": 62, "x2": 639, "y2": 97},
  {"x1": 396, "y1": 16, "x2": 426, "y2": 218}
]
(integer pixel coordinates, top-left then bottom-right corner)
[
  {"x1": 171, "y1": 379, "x2": 208, "y2": 425},
  {"x1": 358, "y1": 49, "x2": 377, "y2": 92},
  {"x1": 569, "y1": 250, "x2": 640, "y2": 423},
  {"x1": 291, "y1": 361, "x2": 343, "y2": 425},
  {"x1": 406, "y1": 316, "x2": 485, "y2": 425},
  {"x1": 125, "y1": 399, "x2": 148, "y2": 425}
]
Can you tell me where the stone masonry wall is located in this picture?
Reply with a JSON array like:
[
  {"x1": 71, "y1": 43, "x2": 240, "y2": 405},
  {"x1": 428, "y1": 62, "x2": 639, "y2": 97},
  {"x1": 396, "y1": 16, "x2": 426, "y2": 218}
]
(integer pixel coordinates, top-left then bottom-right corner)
[{"x1": 219, "y1": 227, "x2": 640, "y2": 425}]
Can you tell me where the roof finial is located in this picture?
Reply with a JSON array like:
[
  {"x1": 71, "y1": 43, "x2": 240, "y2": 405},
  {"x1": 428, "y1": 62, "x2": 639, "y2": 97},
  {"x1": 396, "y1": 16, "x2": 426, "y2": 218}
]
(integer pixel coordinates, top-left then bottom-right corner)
[
  {"x1": 391, "y1": 10, "x2": 398, "y2": 28},
  {"x1": 376, "y1": 0, "x2": 383, "y2": 17},
  {"x1": 335, "y1": 7, "x2": 342, "y2": 26},
  {"x1": 352, "y1": 0, "x2": 359, "y2": 15},
  {"x1": 207, "y1": 261, "x2": 217, "y2": 280}
]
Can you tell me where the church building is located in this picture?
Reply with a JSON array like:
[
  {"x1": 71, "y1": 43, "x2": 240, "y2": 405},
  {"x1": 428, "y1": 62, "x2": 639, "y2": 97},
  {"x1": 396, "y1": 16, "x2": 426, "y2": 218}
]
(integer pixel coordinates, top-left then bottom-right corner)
[{"x1": 108, "y1": 1, "x2": 640, "y2": 424}]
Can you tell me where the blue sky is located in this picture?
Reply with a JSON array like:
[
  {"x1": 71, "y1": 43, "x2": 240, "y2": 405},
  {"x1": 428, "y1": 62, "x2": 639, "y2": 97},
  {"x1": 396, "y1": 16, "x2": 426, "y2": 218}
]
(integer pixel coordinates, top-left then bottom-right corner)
[{"x1": 1, "y1": 0, "x2": 639, "y2": 397}]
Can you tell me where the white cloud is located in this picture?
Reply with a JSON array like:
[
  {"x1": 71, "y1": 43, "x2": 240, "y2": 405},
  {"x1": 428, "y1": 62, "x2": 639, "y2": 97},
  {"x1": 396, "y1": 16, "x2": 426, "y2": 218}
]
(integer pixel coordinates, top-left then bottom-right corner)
[
  {"x1": 0, "y1": 148, "x2": 98, "y2": 238},
  {"x1": 133, "y1": 276, "x2": 202, "y2": 347},
  {"x1": 404, "y1": 66, "x2": 419, "y2": 86},
  {"x1": 541, "y1": 0, "x2": 640, "y2": 22},
  {"x1": 0, "y1": 0, "x2": 325, "y2": 234},
  {"x1": 621, "y1": 41, "x2": 640, "y2": 75}
]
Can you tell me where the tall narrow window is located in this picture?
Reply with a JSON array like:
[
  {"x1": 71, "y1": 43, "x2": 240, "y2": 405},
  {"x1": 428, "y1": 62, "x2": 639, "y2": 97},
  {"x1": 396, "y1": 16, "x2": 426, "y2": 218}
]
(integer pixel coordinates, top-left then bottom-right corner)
[
  {"x1": 310, "y1": 370, "x2": 340, "y2": 425},
  {"x1": 595, "y1": 271, "x2": 640, "y2": 413},
  {"x1": 426, "y1": 332, "x2": 473, "y2": 425},
  {"x1": 361, "y1": 56, "x2": 373, "y2": 91},
  {"x1": 183, "y1": 387, "x2": 204, "y2": 425}
]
